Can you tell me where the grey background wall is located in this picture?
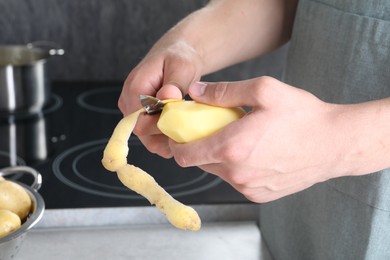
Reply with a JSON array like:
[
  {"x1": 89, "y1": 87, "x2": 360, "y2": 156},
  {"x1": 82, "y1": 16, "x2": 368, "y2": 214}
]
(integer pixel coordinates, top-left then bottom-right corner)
[{"x1": 0, "y1": 0, "x2": 288, "y2": 83}]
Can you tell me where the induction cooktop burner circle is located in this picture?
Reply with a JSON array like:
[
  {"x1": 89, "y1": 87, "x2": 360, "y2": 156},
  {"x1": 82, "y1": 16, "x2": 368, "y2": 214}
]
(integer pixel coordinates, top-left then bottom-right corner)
[
  {"x1": 52, "y1": 137, "x2": 222, "y2": 199},
  {"x1": 77, "y1": 87, "x2": 122, "y2": 114},
  {"x1": 43, "y1": 94, "x2": 63, "y2": 115}
]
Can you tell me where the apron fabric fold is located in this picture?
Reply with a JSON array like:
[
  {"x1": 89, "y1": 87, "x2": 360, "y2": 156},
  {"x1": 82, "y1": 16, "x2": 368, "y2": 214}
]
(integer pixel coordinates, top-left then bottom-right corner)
[{"x1": 259, "y1": 1, "x2": 390, "y2": 259}]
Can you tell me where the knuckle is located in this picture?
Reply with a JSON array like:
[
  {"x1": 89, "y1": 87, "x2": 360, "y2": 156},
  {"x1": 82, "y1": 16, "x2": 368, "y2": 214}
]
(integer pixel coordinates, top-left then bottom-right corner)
[
  {"x1": 237, "y1": 186, "x2": 274, "y2": 204},
  {"x1": 123, "y1": 67, "x2": 140, "y2": 86},
  {"x1": 252, "y1": 76, "x2": 275, "y2": 98},
  {"x1": 143, "y1": 139, "x2": 171, "y2": 159},
  {"x1": 211, "y1": 82, "x2": 229, "y2": 104},
  {"x1": 156, "y1": 148, "x2": 172, "y2": 159},
  {"x1": 229, "y1": 173, "x2": 248, "y2": 186},
  {"x1": 132, "y1": 122, "x2": 144, "y2": 136},
  {"x1": 233, "y1": 184, "x2": 263, "y2": 203},
  {"x1": 247, "y1": 194, "x2": 272, "y2": 204},
  {"x1": 141, "y1": 139, "x2": 160, "y2": 154},
  {"x1": 242, "y1": 191, "x2": 261, "y2": 203},
  {"x1": 252, "y1": 76, "x2": 269, "y2": 95},
  {"x1": 173, "y1": 154, "x2": 189, "y2": 168},
  {"x1": 257, "y1": 75, "x2": 274, "y2": 84},
  {"x1": 219, "y1": 143, "x2": 248, "y2": 164},
  {"x1": 145, "y1": 141, "x2": 161, "y2": 155},
  {"x1": 256, "y1": 76, "x2": 276, "y2": 87},
  {"x1": 224, "y1": 168, "x2": 251, "y2": 186},
  {"x1": 117, "y1": 97, "x2": 126, "y2": 115},
  {"x1": 228, "y1": 171, "x2": 283, "y2": 203}
]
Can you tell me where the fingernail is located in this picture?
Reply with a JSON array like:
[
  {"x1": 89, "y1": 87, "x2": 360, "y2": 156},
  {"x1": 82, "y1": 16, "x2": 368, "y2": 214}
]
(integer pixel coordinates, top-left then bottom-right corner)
[{"x1": 190, "y1": 82, "x2": 207, "y2": 97}]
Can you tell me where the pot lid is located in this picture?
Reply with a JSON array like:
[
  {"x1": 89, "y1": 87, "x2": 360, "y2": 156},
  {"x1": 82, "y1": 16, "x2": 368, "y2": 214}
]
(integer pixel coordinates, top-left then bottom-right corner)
[{"x1": 0, "y1": 42, "x2": 64, "y2": 66}]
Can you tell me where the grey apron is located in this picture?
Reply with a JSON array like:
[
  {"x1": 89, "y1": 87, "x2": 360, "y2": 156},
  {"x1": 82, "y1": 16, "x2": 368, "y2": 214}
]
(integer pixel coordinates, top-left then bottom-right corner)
[{"x1": 259, "y1": 0, "x2": 390, "y2": 259}]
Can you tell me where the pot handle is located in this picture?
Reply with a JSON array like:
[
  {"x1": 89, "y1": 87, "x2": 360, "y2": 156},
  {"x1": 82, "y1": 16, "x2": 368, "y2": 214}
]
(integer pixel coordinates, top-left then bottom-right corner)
[
  {"x1": 0, "y1": 166, "x2": 42, "y2": 191},
  {"x1": 27, "y1": 41, "x2": 65, "y2": 56}
]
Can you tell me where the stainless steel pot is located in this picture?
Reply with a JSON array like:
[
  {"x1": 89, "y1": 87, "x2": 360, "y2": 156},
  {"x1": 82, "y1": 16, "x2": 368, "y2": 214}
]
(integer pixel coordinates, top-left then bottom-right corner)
[
  {"x1": 0, "y1": 41, "x2": 64, "y2": 114},
  {"x1": 0, "y1": 166, "x2": 44, "y2": 260}
]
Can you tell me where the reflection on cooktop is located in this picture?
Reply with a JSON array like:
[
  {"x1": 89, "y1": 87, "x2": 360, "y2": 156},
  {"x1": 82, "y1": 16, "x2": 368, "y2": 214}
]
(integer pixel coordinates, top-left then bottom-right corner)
[{"x1": 0, "y1": 94, "x2": 63, "y2": 121}]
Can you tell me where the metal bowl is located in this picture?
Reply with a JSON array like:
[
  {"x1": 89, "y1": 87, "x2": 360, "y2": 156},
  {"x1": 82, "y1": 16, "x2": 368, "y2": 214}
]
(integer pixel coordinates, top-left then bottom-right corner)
[{"x1": 0, "y1": 166, "x2": 45, "y2": 260}]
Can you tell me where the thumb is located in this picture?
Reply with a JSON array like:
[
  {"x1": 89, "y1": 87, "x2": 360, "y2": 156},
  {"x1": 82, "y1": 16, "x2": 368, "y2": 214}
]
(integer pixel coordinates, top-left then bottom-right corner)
[{"x1": 189, "y1": 77, "x2": 281, "y2": 108}]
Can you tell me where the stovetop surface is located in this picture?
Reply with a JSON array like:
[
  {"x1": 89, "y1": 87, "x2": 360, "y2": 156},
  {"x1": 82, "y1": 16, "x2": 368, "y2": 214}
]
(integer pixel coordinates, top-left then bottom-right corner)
[{"x1": 0, "y1": 82, "x2": 249, "y2": 209}]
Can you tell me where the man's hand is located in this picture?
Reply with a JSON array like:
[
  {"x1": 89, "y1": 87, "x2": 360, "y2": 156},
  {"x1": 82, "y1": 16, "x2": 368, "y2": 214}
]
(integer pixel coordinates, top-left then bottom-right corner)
[
  {"x1": 169, "y1": 76, "x2": 390, "y2": 203},
  {"x1": 118, "y1": 40, "x2": 203, "y2": 158}
]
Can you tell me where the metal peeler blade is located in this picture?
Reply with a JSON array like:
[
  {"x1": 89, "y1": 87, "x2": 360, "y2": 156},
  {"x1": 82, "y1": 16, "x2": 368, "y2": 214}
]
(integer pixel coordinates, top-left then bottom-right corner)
[{"x1": 140, "y1": 95, "x2": 165, "y2": 114}]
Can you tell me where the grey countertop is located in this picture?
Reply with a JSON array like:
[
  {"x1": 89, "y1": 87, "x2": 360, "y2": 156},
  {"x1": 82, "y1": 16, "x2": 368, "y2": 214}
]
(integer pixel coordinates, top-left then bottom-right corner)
[{"x1": 16, "y1": 204, "x2": 272, "y2": 260}]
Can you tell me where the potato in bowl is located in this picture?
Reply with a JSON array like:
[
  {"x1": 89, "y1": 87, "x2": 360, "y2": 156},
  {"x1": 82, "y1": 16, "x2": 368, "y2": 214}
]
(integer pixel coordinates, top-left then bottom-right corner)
[{"x1": 0, "y1": 166, "x2": 45, "y2": 260}]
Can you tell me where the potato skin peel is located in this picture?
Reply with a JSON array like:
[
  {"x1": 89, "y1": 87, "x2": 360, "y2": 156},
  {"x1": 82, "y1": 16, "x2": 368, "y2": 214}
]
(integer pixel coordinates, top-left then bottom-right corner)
[
  {"x1": 102, "y1": 108, "x2": 143, "y2": 172},
  {"x1": 102, "y1": 107, "x2": 201, "y2": 231},
  {"x1": 117, "y1": 165, "x2": 201, "y2": 231}
]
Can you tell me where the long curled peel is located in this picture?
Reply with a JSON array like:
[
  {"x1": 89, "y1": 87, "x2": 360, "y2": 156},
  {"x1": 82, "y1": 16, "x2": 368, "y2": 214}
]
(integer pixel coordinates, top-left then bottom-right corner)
[
  {"x1": 102, "y1": 108, "x2": 143, "y2": 172},
  {"x1": 117, "y1": 164, "x2": 201, "y2": 231},
  {"x1": 101, "y1": 107, "x2": 201, "y2": 231}
]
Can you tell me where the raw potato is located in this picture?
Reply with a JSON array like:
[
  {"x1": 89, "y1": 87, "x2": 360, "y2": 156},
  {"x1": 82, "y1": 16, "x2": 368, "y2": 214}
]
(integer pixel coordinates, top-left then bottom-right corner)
[
  {"x1": 102, "y1": 100, "x2": 245, "y2": 231},
  {"x1": 158, "y1": 101, "x2": 246, "y2": 143},
  {"x1": 0, "y1": 209, "x2": 21, "y2": 238},
  {"x1": 0, "y1": 180, "x2": 32, "y2": 220}
]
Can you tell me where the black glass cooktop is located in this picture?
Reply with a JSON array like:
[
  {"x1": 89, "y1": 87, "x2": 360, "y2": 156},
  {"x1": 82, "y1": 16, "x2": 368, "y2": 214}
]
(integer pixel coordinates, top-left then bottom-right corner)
[{"x1": 0, "y1": 82, "x2": 249, "y2": 209}]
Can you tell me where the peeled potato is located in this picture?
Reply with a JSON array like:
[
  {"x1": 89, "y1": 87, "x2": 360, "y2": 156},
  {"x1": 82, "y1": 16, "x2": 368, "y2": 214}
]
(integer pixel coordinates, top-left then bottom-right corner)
[
  {"x1": 157, "y1": 101, "x2": 246, "y2": 143},
  {"x1": 0, "y1": 180, "x2": 32, "y2": 220},
  {"x1": 0, "y1": 209, "x2": 21, "y2": 238}
]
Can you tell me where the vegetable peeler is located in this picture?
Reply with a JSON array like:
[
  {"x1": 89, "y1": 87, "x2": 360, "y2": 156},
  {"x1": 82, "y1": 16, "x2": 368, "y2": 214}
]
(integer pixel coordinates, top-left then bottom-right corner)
[{"x1": 139, "y1": 95, "x2": 165, "y2": 114}]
